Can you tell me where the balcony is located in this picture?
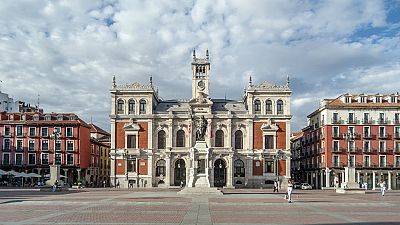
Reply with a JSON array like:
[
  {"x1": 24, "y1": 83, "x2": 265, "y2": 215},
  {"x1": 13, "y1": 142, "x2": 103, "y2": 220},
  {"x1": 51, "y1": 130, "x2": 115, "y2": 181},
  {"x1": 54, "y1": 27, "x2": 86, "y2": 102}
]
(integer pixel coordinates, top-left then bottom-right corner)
[
  {"x1": 378, "y1": 118, "x2": 389, "y2": 125},
  {"x1": 15, "y1": 132, "x2": 25, "y2": 138},
  {"x1": 394, "y1": 133, "x2": 400, "y2": 139},
  {"x1": 363, "y1": 148, "x2": 376, "y2": 154},
  {"x1": 394, "y1": 119, "x2": 400, "y2": 125},
  {"x1": 363, "y1": 133, "x2": 375, "y2": 139},
  {"x1": 332, "y1": 147, "x2": 342, "y2": 153},
  {"x1": 319, "y1": 148, "x2": 325, "y2": 154},
  {"x1": 395, "y1": 148, "x2": 400, "y2": 154},
  {"x1": 332, "y1": 119, "x2": 343, "y2": 124},
  {"x1": 379, "y1": 133, "x2": 391, "y2": 139},
  {"x1": 332, "y1": 162, "x2": 346, "y2": 168},
  {"x1": 2, "y1": 132, "x2": 14, "y2": 137},
  {"x1": 1, "y1": 147, "x2": 11, "y2": 152},
  {"x1": 347, "y1": 118, "x2": 359, "y2": 124},
  {"x1": 362, "y1": 118, "x2": 374, "y2": 124},
  {"x1": 28, "y1": 132, "x2": 37, "y2": 137},
  {"x1": 379, "y1": 148, "x2": 393, "y2": 154},
  {"x1": 349, "y1": 147, "x2": 362, "y2": 154},
  {"x1": 395, "y1": 162, "x2": 400, "y2": 168},
  {"x1": 332, "y1": 133, "x2": 343, "y2": 139}
]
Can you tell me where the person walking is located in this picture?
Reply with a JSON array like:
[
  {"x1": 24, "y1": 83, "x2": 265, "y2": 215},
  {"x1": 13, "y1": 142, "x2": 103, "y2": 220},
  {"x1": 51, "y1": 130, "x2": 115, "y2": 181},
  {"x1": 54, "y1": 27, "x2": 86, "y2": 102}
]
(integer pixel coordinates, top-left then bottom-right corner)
[
  {"x1": 379, "y1": 179, "x2": 386, "y2": 196},
  {"x1": 287, "y1": 179, "x2": 293, "y2": 203},
  {"x1": 273, "y1": 180, "x2": 279, "y2": 193}
]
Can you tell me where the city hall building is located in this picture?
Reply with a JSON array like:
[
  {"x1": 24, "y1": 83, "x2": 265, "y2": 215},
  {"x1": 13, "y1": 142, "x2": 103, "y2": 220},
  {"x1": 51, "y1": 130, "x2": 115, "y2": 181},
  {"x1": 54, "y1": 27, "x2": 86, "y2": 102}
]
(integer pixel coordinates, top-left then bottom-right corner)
[{"x1": 109, "y1": 50, "x2": 292, "y2": 188}]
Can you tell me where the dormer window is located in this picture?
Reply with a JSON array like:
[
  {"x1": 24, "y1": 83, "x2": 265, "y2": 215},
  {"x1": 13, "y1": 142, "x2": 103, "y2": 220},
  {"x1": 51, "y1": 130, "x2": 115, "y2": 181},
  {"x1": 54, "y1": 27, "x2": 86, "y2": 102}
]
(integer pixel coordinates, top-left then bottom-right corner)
[
  {"x1": 33, "y1": 115, "x2": 39, "y2": 121},
  {"x1": 345, "y1": 97, "x2": 351, "y2": 103},
  {"x1": 45, "y1": 115, "x2": 51, "y2": 121},
  {"x1": 391, "y1": 96, "x2": 397, "y2": 103},
  {"x1": 360, "y1": 96, "x2": 366, "y2": 103},
  {"x1": 57, "y1": 116, "x2": 63, "y2": 121},
  {"x1": 376, "y1": 96, "x2": 382, "y2": 103},
  {"x1": 69, "y1": 116, "x2": 76, "y2": 121}
]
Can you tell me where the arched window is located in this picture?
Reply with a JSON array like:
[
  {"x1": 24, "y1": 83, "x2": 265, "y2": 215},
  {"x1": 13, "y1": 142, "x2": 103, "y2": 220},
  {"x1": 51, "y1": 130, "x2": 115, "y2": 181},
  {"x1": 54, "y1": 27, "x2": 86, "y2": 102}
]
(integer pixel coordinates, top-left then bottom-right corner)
[
  {"x1": 235, "y1": 130, "x2": 243, "y2": 149},
  {"x1": 176, "y1": 130, "x2": 185, "y2": 147},
  {"x1": 156, "y1": 159, "x2": 166, "y2": 176},
  {"x1": 139, "y1": 99, "x2": 146, "y2": 114},
  {"x1": 254, "y1": 100, "x2": 261, "y2": 114},
  {"x1": 234, "y1": 159, "x2": 245, "y2": 177},
  {"x1": 128, "y1": 99, "x2": 135, "y2": 114},
  {"x1": 158, "y1": 130, "x2": 166, "y2": 149},
  {"x1": 215, "y1": 130, "x2": 224, "y2": 147},
  {"x1": 117, "y1": 99, "x2": 124, "y2": 114},
  {"x1": 266, "y1": 100, "x2": 272, "y2": 114},
  {"x1": 277, "y1": 100, "x2": 284, "y2": 115}
]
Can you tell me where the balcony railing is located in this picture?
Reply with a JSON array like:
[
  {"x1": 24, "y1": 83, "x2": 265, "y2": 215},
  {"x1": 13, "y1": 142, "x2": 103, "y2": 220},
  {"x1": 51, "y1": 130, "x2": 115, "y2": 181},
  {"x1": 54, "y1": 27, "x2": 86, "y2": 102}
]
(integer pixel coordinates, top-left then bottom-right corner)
[
  {"x1": 332, "y1": 118, "x2": 343, "y2": 124},
  {"x1": 379, "y1": 133, "x2": 391, "y2": 139},
  {"x1": 332, "y1": 162, "x2": 346, "y2": 168},
  {"x1": 394, "y1": 119, "x2": 400, "y2": 125},
  {"x1": 363, "y1": 148, "x2": 376, "y2": 154},
  {"x1": 394, "y1": 133, "x2": 400, "y2": 139},
  {"x1": 395, "y1": 162, "x2": 400, "y2": 168},
  {"x1": 395, "y1": 148, "x2": 400, "y2": 154},
  {"x1": 379, "y1": 149, "x2": 393, "y2": 154},
  {"x1": 2, "y1": 132, "x2": 14, "y2": 137},
  {"x1": 332, "y1": 133, "x2": 343, "y2": 139},
  {"x1": 363, "y1": 133, "x2": 375, "y2": 139},
  {"x1": 347, "y1": 118, "x2": 359, "y2": 124},
  {"x1": 362, "y1": 118, "x2": 374, "y2": 124},
  {"x1": 15, "y1": 132, "x2": 26, "y2": 137},
  {"x1": 349, "y1": 147, "x2": 362, "y2": 154},
  {"x1": 378, "y1": 119, "x2": 389, "y2": 124},
  {"x1": 332, "y1": 147, "x2": 342, "y2": 153}
]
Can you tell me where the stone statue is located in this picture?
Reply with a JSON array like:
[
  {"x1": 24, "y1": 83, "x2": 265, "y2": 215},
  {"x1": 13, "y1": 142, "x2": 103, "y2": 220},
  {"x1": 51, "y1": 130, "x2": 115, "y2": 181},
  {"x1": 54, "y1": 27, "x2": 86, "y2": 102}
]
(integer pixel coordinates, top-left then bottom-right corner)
[{"x1": 195, "y1": 115, "x2": 208, "y2": 141}]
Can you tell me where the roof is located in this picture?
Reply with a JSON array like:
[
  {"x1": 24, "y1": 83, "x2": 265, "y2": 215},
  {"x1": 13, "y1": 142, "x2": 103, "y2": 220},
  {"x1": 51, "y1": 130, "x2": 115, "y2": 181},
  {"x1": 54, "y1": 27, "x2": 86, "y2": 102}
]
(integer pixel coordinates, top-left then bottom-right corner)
[{"x1": 89, "y1": 123, "x2": 110, "y2": 136}]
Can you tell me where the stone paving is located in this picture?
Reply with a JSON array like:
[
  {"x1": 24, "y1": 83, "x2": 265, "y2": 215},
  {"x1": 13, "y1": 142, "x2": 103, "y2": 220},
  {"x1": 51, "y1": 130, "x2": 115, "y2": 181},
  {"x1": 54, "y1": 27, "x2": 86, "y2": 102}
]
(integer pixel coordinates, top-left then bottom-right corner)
[{"x1": 0, "y1": 188, "x2": 399, "y2": 225}]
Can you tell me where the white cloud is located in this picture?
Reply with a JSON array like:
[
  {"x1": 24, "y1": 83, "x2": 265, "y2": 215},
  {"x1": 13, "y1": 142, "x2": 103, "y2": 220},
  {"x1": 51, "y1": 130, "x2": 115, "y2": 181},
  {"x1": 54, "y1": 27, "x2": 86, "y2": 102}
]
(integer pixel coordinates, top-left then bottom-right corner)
[{"x1": 0, "y1": 0, "x2": 397, "y2": 131}]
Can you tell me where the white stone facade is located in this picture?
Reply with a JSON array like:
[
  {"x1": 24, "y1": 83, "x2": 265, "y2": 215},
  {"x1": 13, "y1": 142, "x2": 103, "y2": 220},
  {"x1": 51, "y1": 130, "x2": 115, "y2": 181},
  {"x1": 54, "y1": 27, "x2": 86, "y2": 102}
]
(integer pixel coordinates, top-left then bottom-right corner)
[{"x1": 110, "y1": 50, "x2": 292, "y2": 189}]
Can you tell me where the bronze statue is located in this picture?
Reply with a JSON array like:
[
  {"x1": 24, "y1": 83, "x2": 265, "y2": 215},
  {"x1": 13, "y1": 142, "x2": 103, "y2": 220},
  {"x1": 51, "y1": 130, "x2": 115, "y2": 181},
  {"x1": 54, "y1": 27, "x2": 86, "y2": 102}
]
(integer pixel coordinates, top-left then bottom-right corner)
[{"x1": 195, "y1": 115, "x2": 208, "y2": 141}]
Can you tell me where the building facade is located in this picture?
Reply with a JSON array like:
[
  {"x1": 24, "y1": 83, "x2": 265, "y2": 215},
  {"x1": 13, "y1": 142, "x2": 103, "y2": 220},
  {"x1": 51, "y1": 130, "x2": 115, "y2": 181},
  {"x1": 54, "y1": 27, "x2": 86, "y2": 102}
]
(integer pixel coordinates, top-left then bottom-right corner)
[
  {"x1": 110, "y1": 50, "x2": 292, "y2": 188},
  {"x1": 0, "y1": 112, "x2": 91, "y2": 185},
  {"x1": 89, "y1": 124, "x2": 111, "y2": 187},
  {"x1": 291, "y1": 93, "x2": 400, "y2": 190}
]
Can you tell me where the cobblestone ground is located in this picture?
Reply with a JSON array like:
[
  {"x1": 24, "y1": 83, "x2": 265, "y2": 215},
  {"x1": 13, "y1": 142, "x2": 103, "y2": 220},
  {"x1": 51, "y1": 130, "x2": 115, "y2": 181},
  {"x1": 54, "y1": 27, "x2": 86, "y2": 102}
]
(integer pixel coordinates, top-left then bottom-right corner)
[{"x1": 0, "y1": 188, "x2": 399, "y2": 225}]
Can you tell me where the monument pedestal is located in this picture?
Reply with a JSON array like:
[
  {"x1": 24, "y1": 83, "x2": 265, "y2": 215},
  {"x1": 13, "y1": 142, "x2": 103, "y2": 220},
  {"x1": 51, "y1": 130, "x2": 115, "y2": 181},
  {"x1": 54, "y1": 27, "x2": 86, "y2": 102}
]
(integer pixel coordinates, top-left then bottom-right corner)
[
  {"x1": 336, "y1": 167, "x2": 365, "y2": 194},
  {"x1": 45, "y1": 165, "x2": 63, "y2": 186},
  {"x1": 179, "y1": 141, "x2": 222, "y2": 195}
]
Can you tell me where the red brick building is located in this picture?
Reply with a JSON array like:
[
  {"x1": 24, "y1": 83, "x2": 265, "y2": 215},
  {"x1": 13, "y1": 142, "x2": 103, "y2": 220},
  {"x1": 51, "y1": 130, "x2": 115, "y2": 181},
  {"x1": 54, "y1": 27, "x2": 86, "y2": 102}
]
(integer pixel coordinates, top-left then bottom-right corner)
[
  {"x1": 0, "y1": 112, "x2": 91, "y2": 185},
  {"x1": 291, "y1": 93, "x2": 400, "y2": 190},
  {"x1": 88, "y1": 124, "x2": 111, "y2": 187}
]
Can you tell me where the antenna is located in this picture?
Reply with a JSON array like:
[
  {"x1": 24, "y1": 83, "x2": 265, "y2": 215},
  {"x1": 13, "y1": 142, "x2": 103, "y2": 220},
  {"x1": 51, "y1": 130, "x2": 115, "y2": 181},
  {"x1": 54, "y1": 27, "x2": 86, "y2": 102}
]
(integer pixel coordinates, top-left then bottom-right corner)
[
  {"x1": 37, "y1": 94, "x2": 40, "y2": 109},
  {"x1": 0, "y1": 80, "x2": 2, "y2": 92},
  {"x1": 90, "y1": 116, "x2": 93, "y2": 124}
]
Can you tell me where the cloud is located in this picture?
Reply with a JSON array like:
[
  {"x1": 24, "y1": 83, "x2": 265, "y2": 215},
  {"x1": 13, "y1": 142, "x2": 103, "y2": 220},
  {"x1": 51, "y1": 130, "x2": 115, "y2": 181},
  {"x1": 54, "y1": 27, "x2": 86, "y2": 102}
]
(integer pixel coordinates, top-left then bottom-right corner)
[{"x1": 0, "y1": 0, "x2": 398, "y2": 132}]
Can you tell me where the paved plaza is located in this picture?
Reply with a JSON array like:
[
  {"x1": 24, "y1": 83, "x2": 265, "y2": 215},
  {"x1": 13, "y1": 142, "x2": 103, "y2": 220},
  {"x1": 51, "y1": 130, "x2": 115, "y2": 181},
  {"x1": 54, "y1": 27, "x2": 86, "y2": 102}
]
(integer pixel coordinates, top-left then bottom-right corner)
[{"x1": 0, "y1": 188, "x2": 399, "y2": 225}]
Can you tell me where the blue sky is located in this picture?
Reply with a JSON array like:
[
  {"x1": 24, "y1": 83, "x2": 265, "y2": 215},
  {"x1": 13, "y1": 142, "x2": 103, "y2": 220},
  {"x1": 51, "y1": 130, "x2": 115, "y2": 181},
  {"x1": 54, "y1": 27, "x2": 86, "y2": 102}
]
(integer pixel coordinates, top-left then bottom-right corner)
[{"x1": 0, "y1": 0, "x2": 399, "y2": 132}]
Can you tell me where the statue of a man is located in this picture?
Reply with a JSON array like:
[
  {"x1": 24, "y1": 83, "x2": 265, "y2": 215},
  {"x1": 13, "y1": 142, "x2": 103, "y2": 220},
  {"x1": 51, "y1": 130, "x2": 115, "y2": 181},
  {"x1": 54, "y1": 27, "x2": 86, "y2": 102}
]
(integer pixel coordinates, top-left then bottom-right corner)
[{"x1": 195, "y1": 116, "x2": 208, "y2": 141}]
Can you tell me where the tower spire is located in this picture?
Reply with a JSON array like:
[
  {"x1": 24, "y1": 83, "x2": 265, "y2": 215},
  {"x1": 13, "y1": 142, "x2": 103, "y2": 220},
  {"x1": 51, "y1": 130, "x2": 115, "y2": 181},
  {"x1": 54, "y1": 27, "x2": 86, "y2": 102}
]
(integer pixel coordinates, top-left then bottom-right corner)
[
  {"x1": 149, "y1": 76, "x2": 153, "y2": 86},
  {"x1": 286, "y1": 74, "x2": 290, "y2": 87},
  {"x1": 249, "y1": 75, "x2": 252, "y2": 86},
  {"x1": 206, "y1": 49, "x2": 209, "y2": 60},
  {"x1": 192, "y1": 49, "x2": 196, "y2": 60},
  {"x1": 112, "y1": 75, "x2": 116, "y2": 88}
]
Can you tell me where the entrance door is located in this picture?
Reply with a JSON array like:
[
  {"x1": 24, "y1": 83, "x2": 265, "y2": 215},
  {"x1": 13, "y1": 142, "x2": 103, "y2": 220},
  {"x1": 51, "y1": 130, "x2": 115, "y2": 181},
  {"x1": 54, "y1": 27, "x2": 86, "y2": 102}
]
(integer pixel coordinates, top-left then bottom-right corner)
[
  {"x1": 174, "y1": 159, "x2": 186, "y2": 186},
  {"x1": 214, "y1": 159, "x2": 226, "y2": 187}
]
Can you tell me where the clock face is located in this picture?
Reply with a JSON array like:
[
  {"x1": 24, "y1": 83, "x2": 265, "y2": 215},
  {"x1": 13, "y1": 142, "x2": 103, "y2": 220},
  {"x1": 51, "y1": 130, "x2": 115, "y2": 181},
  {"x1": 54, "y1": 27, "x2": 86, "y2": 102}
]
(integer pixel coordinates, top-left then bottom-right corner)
[{"x1": 197, "y1": 80, "x2": 205, "y2": 90}]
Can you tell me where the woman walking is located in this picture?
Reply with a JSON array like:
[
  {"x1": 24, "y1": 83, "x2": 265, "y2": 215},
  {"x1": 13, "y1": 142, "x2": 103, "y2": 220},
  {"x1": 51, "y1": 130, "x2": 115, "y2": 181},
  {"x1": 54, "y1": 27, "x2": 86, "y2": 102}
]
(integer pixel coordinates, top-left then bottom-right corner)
[{"x1": 287, "y1": 179, "x2": 293, "y2": 203}]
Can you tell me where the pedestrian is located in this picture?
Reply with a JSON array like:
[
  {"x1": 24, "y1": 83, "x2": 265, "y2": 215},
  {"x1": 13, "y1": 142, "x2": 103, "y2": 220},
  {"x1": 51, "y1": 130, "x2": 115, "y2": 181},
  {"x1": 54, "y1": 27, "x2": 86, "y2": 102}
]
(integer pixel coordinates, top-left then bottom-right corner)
[
  {"x1": 379, "y1": 179, "x2": 386, "y2": 196},
  {"x1": 116, "y1": 180, "x2": 120, "y2": 188},
  {"x1": 273, "y1": 180, "x2": 279, "y2": 193},
  {"x1": 363, "y1": 182, "x2": 368, "y2": 190},
  {"x1": 287, "y1": 179, "x2": 293, "y2": 203},
  {"x1": 180, "y1": 180, "x2": 184, "y2": 188},
  {"x1": 103, "y1": 180, "x2": 106, "y2": 188}
]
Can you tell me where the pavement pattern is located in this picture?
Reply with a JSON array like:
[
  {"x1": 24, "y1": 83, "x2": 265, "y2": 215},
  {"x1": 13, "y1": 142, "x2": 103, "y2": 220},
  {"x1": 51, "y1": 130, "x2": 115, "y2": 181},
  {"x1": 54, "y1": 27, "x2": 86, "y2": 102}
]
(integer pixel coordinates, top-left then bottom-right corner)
[{"x1": 0, "y1": 188, "x2": 399, "y2": 225}]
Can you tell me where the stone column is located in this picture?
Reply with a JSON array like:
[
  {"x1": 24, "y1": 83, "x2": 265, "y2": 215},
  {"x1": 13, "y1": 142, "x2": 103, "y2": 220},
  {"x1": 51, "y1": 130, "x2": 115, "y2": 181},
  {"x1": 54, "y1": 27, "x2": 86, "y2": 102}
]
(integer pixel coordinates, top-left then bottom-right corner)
[
  {"x1": 63, "y1": 169, "x2": 69, "y2": 185},
  {"x1": 246, "y1": 158, "x2": 253, "y2": 187},
  {"x1": 372, "y1": 171, "x2": 376, "y2": 190},
  {"x1": 315, "y1": 172, "x2": 319, "y2": 189},
  {"x1": 320, "y1": 171, "x2": 324, "y2": 188},
  {"x1": 388, "y1": 171, "x2": 392, "y2": 190},
  {"x1": 226, "y1": 155, "x2": 233, "y2": 188},
  {"x1": 341, "y1": 171, "x2": 345, "y2": 184},
  {"x1": 165, "y1": 157, "x2": 171, "y2": 186},
  {"x1": 357, "y1": 171, "x2": 360, "y2": 183},
  {"x1": 325, "y1": 169, "x2": 330, "y2": 187}
]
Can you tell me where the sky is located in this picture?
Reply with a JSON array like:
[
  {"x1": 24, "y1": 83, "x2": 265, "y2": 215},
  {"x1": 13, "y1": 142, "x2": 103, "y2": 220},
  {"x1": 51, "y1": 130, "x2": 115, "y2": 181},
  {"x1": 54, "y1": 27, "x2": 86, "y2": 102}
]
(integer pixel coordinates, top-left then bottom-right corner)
[{"x1": 0, "y1": 0, "x2": 399, "y2": 132}]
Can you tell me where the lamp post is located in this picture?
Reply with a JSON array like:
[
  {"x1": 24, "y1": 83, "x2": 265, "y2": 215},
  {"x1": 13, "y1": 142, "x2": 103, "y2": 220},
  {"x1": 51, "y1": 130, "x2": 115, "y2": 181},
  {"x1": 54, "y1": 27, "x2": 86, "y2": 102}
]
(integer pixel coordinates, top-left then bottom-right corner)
[
  {"x1": 275, "y1": 150, "x2": 286, "y2": 184},
  {"x1": 48, "y1": 130, "x2": 61, "y2": 186},
  {"x1": 342, "y1": 131, "x2": 359, "y2": 190}
]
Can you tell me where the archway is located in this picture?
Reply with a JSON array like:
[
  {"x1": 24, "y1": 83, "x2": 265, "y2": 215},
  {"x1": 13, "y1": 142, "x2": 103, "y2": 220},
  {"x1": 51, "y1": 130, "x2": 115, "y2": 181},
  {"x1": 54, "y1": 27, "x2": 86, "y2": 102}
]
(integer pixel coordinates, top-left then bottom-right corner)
[
  {"x1": 214, "y1": 159, "x2": 226, "y2": 187},
  {"x1": 174, "y1": 159, "x2": 186, "y2": 186}
]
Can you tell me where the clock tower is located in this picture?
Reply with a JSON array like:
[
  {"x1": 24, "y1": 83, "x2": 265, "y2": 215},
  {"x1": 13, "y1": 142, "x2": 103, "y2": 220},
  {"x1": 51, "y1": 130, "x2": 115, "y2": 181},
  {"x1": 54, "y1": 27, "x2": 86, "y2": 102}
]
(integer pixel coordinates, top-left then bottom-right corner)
[{"x1": 191, "y1": 49, "x2": 210, "y2": 100}]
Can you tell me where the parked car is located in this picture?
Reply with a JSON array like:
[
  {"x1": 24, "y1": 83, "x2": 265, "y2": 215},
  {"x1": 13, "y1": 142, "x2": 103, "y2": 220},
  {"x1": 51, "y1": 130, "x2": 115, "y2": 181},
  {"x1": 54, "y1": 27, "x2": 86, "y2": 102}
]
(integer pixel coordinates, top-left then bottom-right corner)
[
  {"x1": 293, "y1": 182, "x2": 301, "y2": 189},
  {"x1": 300, "y1": 183, "x2": 312, "y2": 190}
]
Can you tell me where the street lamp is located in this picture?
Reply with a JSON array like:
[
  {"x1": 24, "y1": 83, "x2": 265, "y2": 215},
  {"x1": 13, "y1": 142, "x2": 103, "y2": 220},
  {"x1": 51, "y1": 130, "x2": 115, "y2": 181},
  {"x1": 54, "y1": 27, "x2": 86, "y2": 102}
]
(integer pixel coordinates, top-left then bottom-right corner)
[
  {"x1": 47, "y1": 130, "x2": 61, "y2": 186},
  {"x1": 341, "y1": 131, "x2": 359, "y2": 190},
  {"x1": 275, "y1": 150, "x2": 286, "y2": 182}
]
